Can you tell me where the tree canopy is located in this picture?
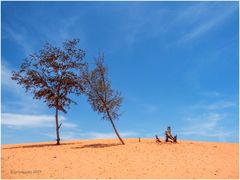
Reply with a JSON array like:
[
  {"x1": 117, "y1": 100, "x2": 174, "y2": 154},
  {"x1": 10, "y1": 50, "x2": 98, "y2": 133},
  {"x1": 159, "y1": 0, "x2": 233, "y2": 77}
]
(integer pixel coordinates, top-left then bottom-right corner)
[
  {"x1": 12, "y1": 39, "x2": 86, "y2": 144},
  {"x1": 12, "y1": 39, "x2": 125, "y2": 145}
]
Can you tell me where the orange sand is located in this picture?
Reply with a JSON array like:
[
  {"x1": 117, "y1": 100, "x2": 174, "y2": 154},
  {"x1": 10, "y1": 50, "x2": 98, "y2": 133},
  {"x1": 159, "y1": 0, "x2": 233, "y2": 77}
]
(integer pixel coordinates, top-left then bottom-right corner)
[{"x1": 1, "y1": 138, "x2": 239, "y2": 179}]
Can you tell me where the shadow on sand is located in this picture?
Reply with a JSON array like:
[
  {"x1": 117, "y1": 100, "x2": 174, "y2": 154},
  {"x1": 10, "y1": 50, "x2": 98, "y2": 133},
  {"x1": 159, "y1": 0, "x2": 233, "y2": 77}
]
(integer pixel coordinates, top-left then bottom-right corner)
[
  {"x1": 72, "y1": 143, "x2": 121, "y2": 149},
  {"x1": 2, "y1": 142, "x2": 81, "y2": 150}
]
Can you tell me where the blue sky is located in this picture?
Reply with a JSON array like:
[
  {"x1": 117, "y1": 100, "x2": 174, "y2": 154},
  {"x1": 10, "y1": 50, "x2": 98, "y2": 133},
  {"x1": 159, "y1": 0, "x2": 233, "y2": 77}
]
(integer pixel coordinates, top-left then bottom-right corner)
[{"x1": 1, "y1": 1, "x2": 239, "y2": 144}]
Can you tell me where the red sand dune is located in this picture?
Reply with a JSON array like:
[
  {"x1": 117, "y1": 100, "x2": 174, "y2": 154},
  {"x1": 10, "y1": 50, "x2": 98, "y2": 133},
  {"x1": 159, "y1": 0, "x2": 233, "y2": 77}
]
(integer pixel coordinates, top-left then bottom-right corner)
[{"x1": 1, "y1": 138, "x2": 239, "y2": 179}]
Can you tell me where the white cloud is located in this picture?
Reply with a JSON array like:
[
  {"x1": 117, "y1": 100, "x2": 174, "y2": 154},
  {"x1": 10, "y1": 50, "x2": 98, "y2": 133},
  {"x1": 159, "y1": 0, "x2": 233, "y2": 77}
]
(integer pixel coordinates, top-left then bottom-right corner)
[
  {"x1": 175, "y1": 113, "x2": 237, "y2": 141},
  {"x1": 61, "y1": 131, "x2": 81, "y2": 140},
  {"x1": 44, "y1": 130, "x2": 82, "y2": 141},
  {"x1": 43, "y1": 131, "x2": 138, "y2": 141},
  {"x1": 177, "y1": 5, "x2": 237, "y2": 43},
  {"x1": 1, "y1": 62, "x2": 47, "y2": 114},
  {"x1": 35, "y1": 15, "x2": 84, "y2": 47},
  {"x1": 79, "y1": 131, "x2": 138, "y2": 139},
  {"x1": 176, "y1": 3, "x2": 208, "y2": 22},
  {"x1": 117, "y1": 6, "x2": 168, "y2": 49},
  {"x1": 1, "y1": 63, "x2": 18, "y2": 90},
  {"x1": 1, "y1": 113, "x2": 77, "y2": 129},
  {"x1": 185, "y1": 113, "x2": 224, "y2": 130},
  {"x1": 193, "y1": 101, "x2": 236, "y2": 110},
  {"x1": 63, "y1": 122, "x2": 78, "y2": 129},
  {"x1": 4, "y1": 26, "x2": 34, "y2": 55},
  {"x1": 200, "y1": 91, "x2": 222, "y2": 97},
  {"x1": 204, "y1": 101, "x2": 235, "y2": 110},
  {"x1": 2, "y1": 113, "x2": 55, "y2": 128}
]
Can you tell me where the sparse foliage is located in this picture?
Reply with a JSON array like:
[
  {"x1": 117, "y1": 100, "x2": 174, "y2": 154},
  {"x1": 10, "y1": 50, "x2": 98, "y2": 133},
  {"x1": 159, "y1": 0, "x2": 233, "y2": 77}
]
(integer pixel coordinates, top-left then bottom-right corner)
[
  {"x1": 81, "y1": 54, "x2": 125, "y2": 145},
  {"x1": 12, "y1": 39, "x2": 85, "y2": 145}
]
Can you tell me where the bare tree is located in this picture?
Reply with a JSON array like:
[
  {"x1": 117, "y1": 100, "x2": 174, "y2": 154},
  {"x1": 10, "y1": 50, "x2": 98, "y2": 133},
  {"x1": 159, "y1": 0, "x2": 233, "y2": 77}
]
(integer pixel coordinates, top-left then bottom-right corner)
[
  {"x1": 12, "y1": 39, "x2": 85, "y2": 145},
  {"x1": 82, "y1": 54, "x2": 125, "y2": 145}
]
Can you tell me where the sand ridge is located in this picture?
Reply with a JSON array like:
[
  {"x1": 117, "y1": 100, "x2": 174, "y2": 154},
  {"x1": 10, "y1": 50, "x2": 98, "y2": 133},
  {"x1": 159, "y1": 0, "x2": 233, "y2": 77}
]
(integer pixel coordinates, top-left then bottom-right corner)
[{"x1": 1, "y1": 138, "x2": 239, "y2": 179}]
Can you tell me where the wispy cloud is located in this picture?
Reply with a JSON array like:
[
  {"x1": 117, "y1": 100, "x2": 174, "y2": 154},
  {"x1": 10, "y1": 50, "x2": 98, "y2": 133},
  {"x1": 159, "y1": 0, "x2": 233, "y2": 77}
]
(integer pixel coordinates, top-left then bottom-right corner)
[
  {"x1": 193, "y1": 101, "x2": 236, "y2": 110},
  {"x1": 3, "y1": 15, "x2": 82, "y2": 56},
  {"x1": 175, "y1": 113, "x2": 237, "y2": 141},
  {"x1": 1, "y1": 62, "x2": 46, "y2": 114},
  {"x1": 4, "y1": 26, "x2": 34, "y2": 55},
  {"x1": 200, "y1": 91, "x2": 222, "y2": 97},
  {"x1": 80, "y1": 131, "x2": 138, "y2": 139},
  {"x1": 43, "y1": 130, "x2": 82, "y2": 141},
  {"x1": 1, "y1": 62, "x2": 18, "y2": 89},
  {"x1": 119, "y1": 5, "x2": 168, "y2": 49},
  {"x1": 177, "y1": 4, "x2": 237, "y2": 43},
  {"x1": 184, "y1": 113, "x2": 225, "y2": 131},
  {"x1": 39, "y1": 16, "x2": 82, "y2": 46},
  {"x1": 1, "y1": 113, "x2": 77, "y2": 129},
  {"x1": 44, "y1": 131, "x2": 138, "y2": 141}
]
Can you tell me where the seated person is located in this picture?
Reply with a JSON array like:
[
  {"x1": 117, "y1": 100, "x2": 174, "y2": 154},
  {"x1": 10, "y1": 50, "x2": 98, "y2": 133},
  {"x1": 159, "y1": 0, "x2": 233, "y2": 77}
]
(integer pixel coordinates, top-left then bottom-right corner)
[{"x1": 165, "y1": 126, "x2": 177, "y2": 143}]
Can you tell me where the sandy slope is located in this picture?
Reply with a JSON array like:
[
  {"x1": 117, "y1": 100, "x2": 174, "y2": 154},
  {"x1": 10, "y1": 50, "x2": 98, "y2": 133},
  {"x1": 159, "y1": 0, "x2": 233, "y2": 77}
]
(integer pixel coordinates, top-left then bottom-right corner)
[{"x1": 1, "y1": 138, "x2": 239, "y2": 179}]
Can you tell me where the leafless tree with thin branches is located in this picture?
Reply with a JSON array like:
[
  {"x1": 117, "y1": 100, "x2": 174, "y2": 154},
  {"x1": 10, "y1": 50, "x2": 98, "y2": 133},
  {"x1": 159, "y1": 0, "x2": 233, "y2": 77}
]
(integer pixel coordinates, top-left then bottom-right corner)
[{"x1": 81, "y1": 54, "x2": 125, "y2": 145}]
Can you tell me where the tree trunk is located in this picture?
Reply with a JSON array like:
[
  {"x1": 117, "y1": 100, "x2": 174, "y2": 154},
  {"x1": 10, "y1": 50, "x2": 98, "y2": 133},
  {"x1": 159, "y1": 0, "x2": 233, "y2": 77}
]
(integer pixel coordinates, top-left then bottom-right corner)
[
  {"x1": 55, "y1": 107, "x2": 60, "y2": 145},
  {"x1": 106, "y1": 111, "x2": 125, "y2": 145}
]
